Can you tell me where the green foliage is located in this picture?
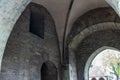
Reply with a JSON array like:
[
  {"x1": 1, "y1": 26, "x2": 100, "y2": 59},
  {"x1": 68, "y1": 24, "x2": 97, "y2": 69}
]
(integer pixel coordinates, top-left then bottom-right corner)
[
  {"x1": 114, "y1": 64, "x2": 120, "y2": 78},
  {"x1": 107, "y1": 54, "x2": 120, "y2": 78}
]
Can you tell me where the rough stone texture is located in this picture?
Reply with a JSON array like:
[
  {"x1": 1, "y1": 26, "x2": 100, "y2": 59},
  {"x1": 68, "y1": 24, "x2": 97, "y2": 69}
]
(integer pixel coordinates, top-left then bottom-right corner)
[
  {"x1": 66, "y1": 7, "x2": 120, "y2": 63},
  {"x1": 105, "y1": 0, "x2": 120, "y2": 16},
  {"x1": 67, "y1": 7, "x2": 120, "y2": 45},
  {"x1": 0, "y1": 0, "x2": 30, "y2": 69},
  {"x1": 66, "y1": 7, "x2": 120, "y2": 80},
  {"x1": 69, "y1": 22, "x2": 120, "y2": 49},
  {"x1": 0, "y1": 3, "x2": 61, "y2": 80},
  {"x1": 76, "y1": 29, "x2": 120, "y2": 80}
]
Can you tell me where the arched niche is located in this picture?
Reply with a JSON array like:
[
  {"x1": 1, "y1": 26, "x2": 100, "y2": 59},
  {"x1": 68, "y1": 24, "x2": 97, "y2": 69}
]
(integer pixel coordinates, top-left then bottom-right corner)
[
  {"x1": 85, "y1": 46, "x2": 120, "y2": 80},
  {"x1": 41, "y1": 61, "x2": 58, "y2": 80}
]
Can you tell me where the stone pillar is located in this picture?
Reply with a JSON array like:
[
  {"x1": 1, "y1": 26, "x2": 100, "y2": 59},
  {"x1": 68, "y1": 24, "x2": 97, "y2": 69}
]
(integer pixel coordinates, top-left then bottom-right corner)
[
  {"x1": 105, "y1": 0, "x2": 120, "y2": 16},
  {"x1": 0, "y1": 0, "x2": 31, "y2": 70},
  {"x1": 69, "y1": 49, "x2": 77, "y2": 80}
]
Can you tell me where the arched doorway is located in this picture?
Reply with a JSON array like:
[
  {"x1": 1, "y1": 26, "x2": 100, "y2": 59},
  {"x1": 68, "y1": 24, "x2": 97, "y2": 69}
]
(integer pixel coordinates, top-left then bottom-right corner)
[
  {"x1": 85, "y1": 47, "x2": 120, "y2": 80},
  {"x1": 41, "y1": 61, "x2": 58, "y2": 80},
  {"x1": 66, "y1": 7, "x2": 120, "y2": 80}
]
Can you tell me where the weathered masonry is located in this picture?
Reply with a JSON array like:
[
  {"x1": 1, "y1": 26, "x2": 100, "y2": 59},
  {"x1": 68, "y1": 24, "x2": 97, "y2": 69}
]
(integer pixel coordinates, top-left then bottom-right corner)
[{"x1": 0, "y1": 0, "x2": 120, "y2": 80}]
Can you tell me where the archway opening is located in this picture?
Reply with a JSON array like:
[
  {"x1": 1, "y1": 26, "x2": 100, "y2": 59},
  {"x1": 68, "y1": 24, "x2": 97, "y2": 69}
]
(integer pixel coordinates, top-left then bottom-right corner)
[
  {"x1": 41, "y1": 61, "x2": 58, "y2": 80},
  {"x1": 85, "y1": 47, "x2": 120, "y2": 80}
]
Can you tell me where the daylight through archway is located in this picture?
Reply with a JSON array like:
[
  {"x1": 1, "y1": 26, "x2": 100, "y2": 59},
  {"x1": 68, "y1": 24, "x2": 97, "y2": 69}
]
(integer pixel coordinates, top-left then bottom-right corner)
[{"x1": 87, "y1": 47, "x2": 120, "y2": 80}]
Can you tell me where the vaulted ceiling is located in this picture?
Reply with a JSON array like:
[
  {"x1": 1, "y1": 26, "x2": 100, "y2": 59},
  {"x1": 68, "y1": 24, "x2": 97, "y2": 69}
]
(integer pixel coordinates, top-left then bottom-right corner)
[
  {"x1": 0, "y1": 0, "x2": 119, "y2": 70},
  {"x1": 32, "y1": 0, "x2": 109, "y2": 45}
]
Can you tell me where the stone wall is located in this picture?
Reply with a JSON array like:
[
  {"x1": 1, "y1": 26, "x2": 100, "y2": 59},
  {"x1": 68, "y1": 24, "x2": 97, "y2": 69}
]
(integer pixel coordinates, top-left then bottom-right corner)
[
  {"x1": 0, "y1": 0, "x2": 30, "y2": 69},
  {"x1": 0, "y1": 3, "x2": 61, "y2": 80}
]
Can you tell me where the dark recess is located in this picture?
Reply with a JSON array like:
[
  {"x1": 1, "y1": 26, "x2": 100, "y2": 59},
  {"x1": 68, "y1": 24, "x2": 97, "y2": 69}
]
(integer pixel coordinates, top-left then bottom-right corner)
[
  {"x1": 41, "y1": 61, "x2": 58, "y2": 80},
  {"x1": 30, "y1": 5, "x2": 45, "y2": 39}
]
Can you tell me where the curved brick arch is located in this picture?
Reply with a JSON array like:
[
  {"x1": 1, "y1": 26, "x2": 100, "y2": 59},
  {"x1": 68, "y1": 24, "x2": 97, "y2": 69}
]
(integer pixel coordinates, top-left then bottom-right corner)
[
  {"x1": 66, "y1": 7, "x2": 120, "y2": 46},
  {"x1": 68, "y1": 22, "x2": 120, "y2": 80},
  {"x1": 69, "y1": 22, "x2": 120, "y2": 50}
]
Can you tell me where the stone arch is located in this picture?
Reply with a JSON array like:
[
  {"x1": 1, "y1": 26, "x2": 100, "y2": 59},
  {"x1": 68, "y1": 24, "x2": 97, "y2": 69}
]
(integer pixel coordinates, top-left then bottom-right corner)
[
  {"x1": 0, "y1": 1, "x2": 118, "y2": 72},
  {"x1": 67, "y1": 7, "x2": 120, "y2": 46},
  {"x1": 69, "y1": 22, "x2": 120, "y2": 49},
  {"x1": 68, "y1": 22, "x2": 120, "y2": 80},
  {"x1": 66, "y1": 7, "x2": 120, "y2": 80},
  {"x1": 0, "y1": 1, "x2": 57, "y2": 72},
  {"x1": 41, "y1": 61, "x2": 58, "y2": 80},
  {"x1": 64, "y1": 7, "x2": 120, "y2": 65},
  {"x1": 0, "y1": 2, "x2": 59, "y2": 80},
  {"x1": 84, "y1": 46, "x2": 120, "y2": 80},
  {"x1": 0, "y1": 0, "x2": 31, "y2": 70}
]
